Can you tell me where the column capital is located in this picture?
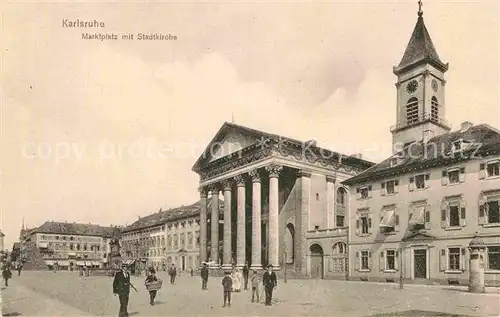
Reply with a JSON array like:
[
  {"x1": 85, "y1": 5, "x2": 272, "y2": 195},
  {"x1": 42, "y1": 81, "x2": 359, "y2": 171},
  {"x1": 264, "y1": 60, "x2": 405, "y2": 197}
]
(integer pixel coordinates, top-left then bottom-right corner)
[
  {"x1": 265, "y1": 164, "x2": 283, "y2": 178},
  {"x1": 221, "y1": 179, "x2": 233, "y2": 191},
  {"x1": 208, "y1": 184, "x2": 219, "y2": 195},
  {"x1": 198, "y1": 186, "x2": 208, "y2": 198},
  {"x1": 326, "y1": 175, "x2": 336, "y2": 183},
  {"x1": 233, "y1": 175, "x2": 246, "y2": 187},
  {"x1": 248, "y1": 170, "x2": 261, "y2": 183},
  {"x1": 298, "y1": 170, "x2": 312, "y2": 178}
]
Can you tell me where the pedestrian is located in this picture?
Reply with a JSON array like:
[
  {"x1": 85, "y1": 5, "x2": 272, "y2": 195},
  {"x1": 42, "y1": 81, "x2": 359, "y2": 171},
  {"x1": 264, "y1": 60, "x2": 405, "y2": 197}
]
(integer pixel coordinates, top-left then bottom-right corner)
[
  {"x1": 250, "y1": 270, "x2": 260, "y2": 303},
  {"x1": 190, "y1": 267, "x2": 194, "y2": 277},
  {"x1": 113, "y1": 264, "x2": 137, "y2": 317},
  {"x1": 262, "y1": 264, "x2": 277, "y2": 306},
  {"x1": 242, "y1": 262, "x2": 249, "y2": 290},
  {"x1": 201, "y1": 263, "x2": 209, "y2": 290},
  {"x1": 168, "y1": 263, "x2": 177, "y2": 284},
  {"x1": 221, "y1": 270, "x2": 233, "y2": 307},
  {"x1": 17, "y1": 262, "x2": 23, "y2": 277},
  {"x1": 2, "y1": 263, "x2": 12, "y2": 287},
  {"x1": 144, "y1": 268, "x2": 159, "y2": 306}
]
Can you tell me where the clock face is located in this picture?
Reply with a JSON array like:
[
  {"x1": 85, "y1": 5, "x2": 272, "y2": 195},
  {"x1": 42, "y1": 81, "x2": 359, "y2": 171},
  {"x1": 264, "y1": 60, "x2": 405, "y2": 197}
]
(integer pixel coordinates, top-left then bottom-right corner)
[
  {"x1": 432, "y1": 79, "x2": 439, "y2": 92},
  {"x1": 406, "y1": 80, "x2": 418, "y2": 93}
]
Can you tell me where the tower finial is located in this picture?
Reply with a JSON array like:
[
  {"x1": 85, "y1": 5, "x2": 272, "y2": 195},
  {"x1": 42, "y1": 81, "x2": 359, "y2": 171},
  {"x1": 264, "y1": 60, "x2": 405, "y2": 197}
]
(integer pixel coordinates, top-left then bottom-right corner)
[{"x1": 418, "y1": 0, "x2": 423, "y2": 17}]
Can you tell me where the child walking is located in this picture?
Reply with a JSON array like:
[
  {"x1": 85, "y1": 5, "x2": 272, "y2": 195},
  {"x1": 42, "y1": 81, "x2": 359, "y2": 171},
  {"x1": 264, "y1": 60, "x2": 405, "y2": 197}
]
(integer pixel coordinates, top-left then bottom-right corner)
[
  {"x1": 221, "y1": 271, "x2": 233, "y2": 307},
  {"x1": 250, "y1": 270, "x2": 260, "y2": 303}
]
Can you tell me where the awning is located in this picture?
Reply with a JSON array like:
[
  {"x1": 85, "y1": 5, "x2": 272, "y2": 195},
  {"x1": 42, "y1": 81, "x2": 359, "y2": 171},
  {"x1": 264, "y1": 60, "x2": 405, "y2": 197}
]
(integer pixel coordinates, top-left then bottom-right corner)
[
  {"x1": 124, "y1": 259, "x2": 135, "y2": 265},
  {"x1": 76, "y1": 261, "x2": 85, "y2": 266},
  {"x1": 57, "y1": 261, "x2": 69, "y2": 266},
  {"x1": 409, "y1": 206, "x2": 425, "y2": 225},
  {"x1": 92, "y1": 261, "x2": 100, "y2": 266},
  {"x1": 38, "y1": 242, "x2": 48, "y2": 248},
  {"x1": 380, "y1": 209, "x2": 395, "y2": 227},
  {"x1": 102, "y1": 258, "x2": 108, "y2": 263},
  {"x1": 45, "y1": 260, "x2": 55, "y2": 266},
  {"x1": 85, "y1": 261, "x2": 92, "y2": 266},
  {"x1": 68, "y1": 252, "x2": 76, "y2": 257}
]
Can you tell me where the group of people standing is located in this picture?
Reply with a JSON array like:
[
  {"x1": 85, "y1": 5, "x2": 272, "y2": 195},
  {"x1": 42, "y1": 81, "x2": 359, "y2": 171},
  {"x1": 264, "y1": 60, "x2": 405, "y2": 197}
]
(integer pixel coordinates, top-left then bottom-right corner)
[
  {"x1": 112, "y1": 261, "x2": 279, "y2": 316},
  {"x1": 1, "y1": 261, "x2": 23, "y2": 287}
]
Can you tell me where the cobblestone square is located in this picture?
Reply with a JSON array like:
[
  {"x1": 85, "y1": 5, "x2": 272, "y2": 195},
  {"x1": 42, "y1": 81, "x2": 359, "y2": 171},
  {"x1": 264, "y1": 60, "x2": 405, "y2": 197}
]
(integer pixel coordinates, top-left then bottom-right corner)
[{"x1": 2, "y1": 271, "x2": 499, "y2": 316}]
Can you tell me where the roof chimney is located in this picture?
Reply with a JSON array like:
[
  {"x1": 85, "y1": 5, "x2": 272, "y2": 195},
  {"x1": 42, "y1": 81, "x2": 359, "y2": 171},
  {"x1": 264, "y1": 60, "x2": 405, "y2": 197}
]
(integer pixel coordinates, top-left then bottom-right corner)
[
  {"x1": 350, "y1": 153, "x2": 363, "y2": 159},
  {"x1": 423, "y1": 129, "x2": 435, "y2": 143},
  {"x1": 305, "y1": 139, "x2": 317, "y2": 147},
  {"x1": 460, "y1": 121, "x2": 473, "y2": 133}
]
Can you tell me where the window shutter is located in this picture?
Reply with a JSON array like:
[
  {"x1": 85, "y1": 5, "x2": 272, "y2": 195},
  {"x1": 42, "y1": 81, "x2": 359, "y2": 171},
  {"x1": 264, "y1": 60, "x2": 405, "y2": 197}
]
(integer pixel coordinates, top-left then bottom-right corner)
[
  {"x1": 356, "y1": 188, "x2": 361, "y2": 199},
  {"x1": 485, "y1": 203, "x2": 490, "y2": 225},
  {"x1": 479, "y1": 163, "x2": 487, "y2": 179},
  {"x1": 424, "y1": 206, "x2": 431, "y2": 230},
  {"x1": 479, "y1": 205, "x2": 485, "y2": 225},
  {"x1": 460, "y1": 201, "x2": 467, "y2": 227},
  {"x1": 381, "y1": 182, "x2": 386, "y2": 196},
  {"x1": 409, "y1": 177, "x2": 415, "y2": 191},
  {"x1": 368, "y1": 215, "x2": 372, "y2": 234},
  {"x1": 441, "y1": 170, "x2": 448, "y2": 186},
  {"x1": 355, "y1": 214, "x2": 360, "y2": 235},
  {"x1": 459, "y1": 167, "x2": 466, "y2": 183},
  {"x1": 379, "y1": 251, "x2": 385, "y2": 271},
  {"x1": 368, "y1": 185, "x2": 373, "y2": 198},
  {"x1": 394, "y1": 179, "x2": 399, "y2": 193},
  {"x1": 368, "y1": 251, "x2": 372, "y2": 270},
  {"x1": 460, "y1": 248, "x2": 467, "y2": 271},
  {"x1": 395, "y1": 214, "x2": 400, "y2": 232},
  {"x1": 354, "y1": 252, "x2": 359, "y2": 271},
  {"x1": 395, "y1": 250, "x2": 400, "y2": 271},
  {"x1": 440, "y1": 201, "x2": 448, "y2": 228},
  {"x1": 439, "y1": 249, "x2": 446, "y2": 271}
]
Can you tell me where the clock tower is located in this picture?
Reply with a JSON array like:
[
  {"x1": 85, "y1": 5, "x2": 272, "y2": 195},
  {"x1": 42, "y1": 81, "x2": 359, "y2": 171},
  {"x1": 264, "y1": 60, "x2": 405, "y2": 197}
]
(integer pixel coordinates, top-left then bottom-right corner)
[{"x1": 391, "y1": 2, "x2": 451, "y2": 152}]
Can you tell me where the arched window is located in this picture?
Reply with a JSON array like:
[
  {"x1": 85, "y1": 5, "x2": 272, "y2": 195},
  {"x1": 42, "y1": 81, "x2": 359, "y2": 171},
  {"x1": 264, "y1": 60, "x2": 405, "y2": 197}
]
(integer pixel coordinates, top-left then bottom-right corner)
[
  {"x1": 431, "y1": 96, "x2": 439, "y2": 122},
  {"x1": 333, "y1": 242, "x2": 347, "y2": 255},
  {"x1": 336, "y1": 188, "x2": 347, "y2": 206},
  {"x1": 406, "y1": 97, "x2": 419, "y2": 124}
]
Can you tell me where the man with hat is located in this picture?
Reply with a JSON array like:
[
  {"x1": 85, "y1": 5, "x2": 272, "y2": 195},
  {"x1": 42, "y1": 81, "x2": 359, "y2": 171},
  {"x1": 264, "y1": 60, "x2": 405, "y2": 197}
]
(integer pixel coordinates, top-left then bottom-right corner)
[
  {"x1": 262, "y1": 264, "x2": 277, "y2": 306},
  {"x1": 113, "y1": 263, "x2": 135, "y2": 317},
  {"x1": 168, "y1": 263, "x2": 177, "y2": 284},
  {"x1": 200, "y1": 262, "x2": 209, "y2": 290}
]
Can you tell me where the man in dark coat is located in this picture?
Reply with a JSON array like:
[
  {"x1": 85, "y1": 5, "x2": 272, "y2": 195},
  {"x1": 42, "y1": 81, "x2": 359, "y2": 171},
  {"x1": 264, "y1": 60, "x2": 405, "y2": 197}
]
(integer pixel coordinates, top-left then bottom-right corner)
[
  {"x1": 200, "y1": 263, "x2": 209, "y2": 290},
  {"x1": 262, "y1": 264, "x2": 277, "y2": 306},
  {"x1": 242, "y1": 262, "x2": 249, "y2": 290},
  {"x1": 113, "y1": 264, "x2": 134, "y2": 317},
  {"x1": 2, "y1": 263, "x2": 12, "y2": 287},
  {"x1": 168, "y1": 263, "x2": 177, "y2": 284}
]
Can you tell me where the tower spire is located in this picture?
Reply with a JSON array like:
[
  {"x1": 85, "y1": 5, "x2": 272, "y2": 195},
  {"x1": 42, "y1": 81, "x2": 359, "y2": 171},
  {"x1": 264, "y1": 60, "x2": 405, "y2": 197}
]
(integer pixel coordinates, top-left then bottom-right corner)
[{"x1": 418, "y1": 0, "x2": 423, "y2": 17}]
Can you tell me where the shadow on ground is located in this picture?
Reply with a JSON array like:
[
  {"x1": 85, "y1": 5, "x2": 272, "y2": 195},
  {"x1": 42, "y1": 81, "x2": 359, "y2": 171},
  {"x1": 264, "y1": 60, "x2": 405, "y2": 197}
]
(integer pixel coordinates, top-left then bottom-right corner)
[
  {"x1": 2, "y1": 312, "x2": 23, "y2": 316},
  {"x1": 366, "y1": 310, "x2": 469, "y2": 317}
]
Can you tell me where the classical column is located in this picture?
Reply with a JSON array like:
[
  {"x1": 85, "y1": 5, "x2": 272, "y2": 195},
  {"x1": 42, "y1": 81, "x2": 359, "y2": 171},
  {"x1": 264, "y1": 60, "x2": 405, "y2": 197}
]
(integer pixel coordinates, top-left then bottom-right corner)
[
  {"x1": 222, "y1": 179, "x2": 232, "y2": 269},
  {"x1": 210, "y1": 185, "x2": 220, "y2": 265},
  {"x1": 266, "y1": 164, "x2": 282, "y2": 269},
  {"x1": 199, "y1": 188, "x2": 208, "y2": 262},
  {"x1": 297, "y1": 170, "x2": 311, "y2": 275},
  {"x1": 326, "y1": 175, "x2": 336, "y2": 228},
  {"x1": 234, "y1": 175, "x2": 246, "y2": 268},
  {"x1": 249, "y1": 169, "x2": 262, "y2": 270}
]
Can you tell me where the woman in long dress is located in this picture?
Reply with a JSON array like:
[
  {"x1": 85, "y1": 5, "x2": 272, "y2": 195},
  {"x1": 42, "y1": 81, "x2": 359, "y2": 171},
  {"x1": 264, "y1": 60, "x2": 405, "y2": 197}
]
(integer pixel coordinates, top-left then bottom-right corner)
[{"x1": 231, "y1": 269, "x2": 242, "y2": 292}]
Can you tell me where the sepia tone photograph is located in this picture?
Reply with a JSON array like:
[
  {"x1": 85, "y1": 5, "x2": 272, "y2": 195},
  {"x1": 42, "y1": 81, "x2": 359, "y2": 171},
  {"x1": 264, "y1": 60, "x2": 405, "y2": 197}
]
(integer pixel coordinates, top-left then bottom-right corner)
[{"x1": 1, "y1": 0, "x2": 499, "y2": 316}]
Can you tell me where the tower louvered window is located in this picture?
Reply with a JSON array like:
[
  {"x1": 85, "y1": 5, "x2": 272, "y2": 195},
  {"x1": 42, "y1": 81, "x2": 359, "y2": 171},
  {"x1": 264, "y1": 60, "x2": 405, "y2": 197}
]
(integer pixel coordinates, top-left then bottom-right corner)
[
  {"x1": 431, "y1": 96, "x2": 439, "y2": 122},
  {"x1": 406, "y1": 97, "x2": 419, "y2": 124}
]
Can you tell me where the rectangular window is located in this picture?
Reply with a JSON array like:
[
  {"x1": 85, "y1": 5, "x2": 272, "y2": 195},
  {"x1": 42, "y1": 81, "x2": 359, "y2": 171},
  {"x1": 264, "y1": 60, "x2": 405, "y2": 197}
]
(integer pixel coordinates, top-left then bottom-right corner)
[
  {"x1": 488, "y1": 201, "x2": 500, "y2": 224},
  {"x1": 488, "y1": 246, "x2": 500, "y2": 270},
  {"x1": 386, "y1": 250, "x2": 395, "y2": 270},
  {"x1": 360, "y1": 187, "x2": 369, "y2": 199},
  {"x1": 487, "y1": 162, "x2": 500, "y2": 177},
  {"x1": 415, "y1": 174, "x2": 426, "y2": 189},
  {"x1": 448, "y1": 170, "x2": 460, "y2": 184},
  {"x1": 449, "y1": 205, "x2": 460, "y2": 227},
  {"x1": 336, "y1": 215, "x2": 344, "y2": 228},
  {"x1": 361, "y1": 251, "x2": 369, "y2": 270},
  {"x1": 448, "y1": 248, "x2": 460, "y2": 270},
  {"x1": 386, "y1": 180, "x2": 395, "y2": 195},
  {"x1": 361, "y1": 216, "x2": 369, "y2": 234}
]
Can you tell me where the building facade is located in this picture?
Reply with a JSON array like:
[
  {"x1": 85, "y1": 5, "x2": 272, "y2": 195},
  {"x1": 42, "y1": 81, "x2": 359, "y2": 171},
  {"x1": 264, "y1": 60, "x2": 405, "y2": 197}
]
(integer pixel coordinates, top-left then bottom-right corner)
[
  {"x1": 121, "y1": 202, "x2": 213, "y2": 272},
  {"x1": 192, "y1": 122, "x2": 374, "y2": 278},
  {"x1": 20, "y1": 221, "x2": 118, "y2": 270},
  {"x1": 344, "y1": 7, "x2": 500, "y2": 286}
]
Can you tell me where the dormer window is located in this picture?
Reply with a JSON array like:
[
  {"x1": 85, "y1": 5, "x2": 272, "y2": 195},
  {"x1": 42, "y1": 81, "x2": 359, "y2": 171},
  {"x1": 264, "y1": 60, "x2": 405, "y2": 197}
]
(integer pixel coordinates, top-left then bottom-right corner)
[{"x1": 356, "y1": 185, "x2": 372, "y2": 199}]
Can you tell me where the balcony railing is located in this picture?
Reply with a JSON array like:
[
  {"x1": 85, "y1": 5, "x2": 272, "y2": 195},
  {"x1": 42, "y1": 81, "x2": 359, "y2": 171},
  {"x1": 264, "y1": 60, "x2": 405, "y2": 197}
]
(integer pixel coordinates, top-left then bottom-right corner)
[{"x1": 390, "y1": 113, "x2": 451, "y2": 132}]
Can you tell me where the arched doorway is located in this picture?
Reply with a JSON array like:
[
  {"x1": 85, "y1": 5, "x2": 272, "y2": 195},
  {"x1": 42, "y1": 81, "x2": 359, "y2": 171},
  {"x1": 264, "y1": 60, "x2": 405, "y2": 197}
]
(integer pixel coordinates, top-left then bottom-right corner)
[
  {"x1": 310, "y1": 244, "x2": 324, "y2": 279},
  {"x1": 332, "y1": 242, "x2": 348, "y2": 277}
]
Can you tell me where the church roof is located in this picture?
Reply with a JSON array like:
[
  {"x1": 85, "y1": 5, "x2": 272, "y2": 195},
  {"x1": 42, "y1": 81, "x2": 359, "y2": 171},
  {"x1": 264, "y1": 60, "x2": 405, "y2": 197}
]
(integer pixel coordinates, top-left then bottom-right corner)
[
  {"x1": 191, "y1": 122, "x2": 374, "y2": 173},
  {"x1": 394, "y1": 12, "x2": 448, "y2": 75},
  {"x1": 343, "y1": 123, "x2": 500, "y2": 185}
]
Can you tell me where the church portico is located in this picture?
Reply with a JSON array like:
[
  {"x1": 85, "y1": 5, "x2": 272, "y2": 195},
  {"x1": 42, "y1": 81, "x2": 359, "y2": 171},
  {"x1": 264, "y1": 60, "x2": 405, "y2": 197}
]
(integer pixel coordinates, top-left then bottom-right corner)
[{"x1": 192, "y1": 122, "x2": 374, "y2": 276}]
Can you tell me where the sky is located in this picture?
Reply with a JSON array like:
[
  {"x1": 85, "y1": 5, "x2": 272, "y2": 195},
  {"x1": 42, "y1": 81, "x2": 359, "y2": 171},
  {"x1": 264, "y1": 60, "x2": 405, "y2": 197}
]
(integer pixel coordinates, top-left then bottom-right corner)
[{"x1": 1, "y1": 0, "x2": 499, "y2": 249}]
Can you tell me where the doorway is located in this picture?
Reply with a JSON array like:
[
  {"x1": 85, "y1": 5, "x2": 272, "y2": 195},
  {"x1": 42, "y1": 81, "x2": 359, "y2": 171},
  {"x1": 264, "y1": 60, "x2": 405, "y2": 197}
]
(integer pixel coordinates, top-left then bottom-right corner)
[
  {"x1": 310, "y1": 244, "x2": 324, "y2": 279},
  {"x1": 181, "y1": 256, "x2": 186, "y2": 271},
  {"x1": 413, "y1": 249, "x2": 427, "y2": 279}
]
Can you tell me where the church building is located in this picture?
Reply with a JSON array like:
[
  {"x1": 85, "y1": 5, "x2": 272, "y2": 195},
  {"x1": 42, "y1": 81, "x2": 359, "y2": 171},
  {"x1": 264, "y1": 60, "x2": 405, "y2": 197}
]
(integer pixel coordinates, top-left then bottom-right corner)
[
  {"x1": 343, "y1": 5, "x2": 500, "y2": 286},
  {"x1": 192, "y1": 122, "x2": 374, "y2": 278}
]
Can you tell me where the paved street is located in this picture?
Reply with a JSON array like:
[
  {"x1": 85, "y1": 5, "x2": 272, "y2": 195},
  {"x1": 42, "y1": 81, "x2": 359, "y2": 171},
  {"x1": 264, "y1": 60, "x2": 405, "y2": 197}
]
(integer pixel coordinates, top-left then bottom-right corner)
[{"x1": 1, "y1": 271, "x2": 499, "y2": 316}]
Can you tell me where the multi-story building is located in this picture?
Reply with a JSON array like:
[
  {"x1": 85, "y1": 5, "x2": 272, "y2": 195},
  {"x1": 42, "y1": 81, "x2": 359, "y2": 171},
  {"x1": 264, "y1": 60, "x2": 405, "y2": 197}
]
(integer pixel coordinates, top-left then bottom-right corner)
[
  {"x1": 343, "y1": 7, "x2": 500, "y2": 286},
  {"x1": 192, "y1": 122, "x2": 374, "y2": 278},
  {"x1": 121, "y1": 201, "x2": 218, "y2": 272},
  {"x1": 20, "y1": 221, "x2": 119, "y2": 270}
]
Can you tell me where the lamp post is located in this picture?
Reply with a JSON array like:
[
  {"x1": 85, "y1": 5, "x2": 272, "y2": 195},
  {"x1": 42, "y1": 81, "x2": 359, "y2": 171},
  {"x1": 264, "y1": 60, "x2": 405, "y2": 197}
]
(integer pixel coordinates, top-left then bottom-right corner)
[
  {"x1": 399, "y1": 242, "x2": 404, "y2": 289},
  {"x1": 134, "y1": 241, "x2": 140, "y2": 275}
]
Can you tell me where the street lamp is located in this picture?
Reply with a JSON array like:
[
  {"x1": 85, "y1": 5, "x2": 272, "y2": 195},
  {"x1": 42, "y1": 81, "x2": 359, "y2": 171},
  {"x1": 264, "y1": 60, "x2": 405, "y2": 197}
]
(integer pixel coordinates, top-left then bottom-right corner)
[{"x1": 399, "y1": 242, "x2": 404, "y2": 289}]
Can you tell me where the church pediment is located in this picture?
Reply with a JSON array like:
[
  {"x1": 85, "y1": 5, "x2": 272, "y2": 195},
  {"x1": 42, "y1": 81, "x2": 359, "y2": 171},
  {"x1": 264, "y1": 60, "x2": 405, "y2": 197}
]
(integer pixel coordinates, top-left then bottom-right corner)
[{"x1": 208, "y1": 130, "x2": 259, "y2": 163}]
